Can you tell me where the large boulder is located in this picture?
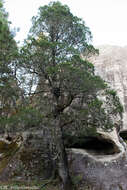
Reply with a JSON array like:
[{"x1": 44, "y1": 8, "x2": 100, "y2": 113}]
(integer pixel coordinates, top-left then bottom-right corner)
[
  {"x1": 66, "y1": 126, "x2": 127, "y2": 190},
  {"x1": 68, "y1": 147, "x2": 127, "y2": 190}
]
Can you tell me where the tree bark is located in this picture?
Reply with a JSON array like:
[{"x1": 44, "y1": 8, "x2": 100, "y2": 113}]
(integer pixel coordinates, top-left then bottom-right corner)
[{"x1": 54, "y1": 116, "x2": 74, "y2": 190}]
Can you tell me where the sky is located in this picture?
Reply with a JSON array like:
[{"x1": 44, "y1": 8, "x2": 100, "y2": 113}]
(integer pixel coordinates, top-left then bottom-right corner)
[{"x1": 4, "y1": 0, "x2": 127, "y2": 46}]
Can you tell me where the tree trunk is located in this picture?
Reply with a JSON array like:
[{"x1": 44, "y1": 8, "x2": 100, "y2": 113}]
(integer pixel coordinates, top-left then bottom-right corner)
[{"x1": 54, "y1": 116, "x2": 74, "y2": 190}]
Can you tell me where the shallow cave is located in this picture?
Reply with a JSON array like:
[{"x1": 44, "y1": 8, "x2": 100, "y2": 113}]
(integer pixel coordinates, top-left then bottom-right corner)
[
  {"x1": 65, "y1": 136, "x2": 119, "y2": 155},
  {"x1": 119, "y1": 130, "x2": 127, "y2": 141}
]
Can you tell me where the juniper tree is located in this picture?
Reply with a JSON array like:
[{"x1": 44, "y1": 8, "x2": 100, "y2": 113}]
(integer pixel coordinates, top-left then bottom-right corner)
[{"x1": 20, "y1": 1, "x2": 123, "y2": 189}]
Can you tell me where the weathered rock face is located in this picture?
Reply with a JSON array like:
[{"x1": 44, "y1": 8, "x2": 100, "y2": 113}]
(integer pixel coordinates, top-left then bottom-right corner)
[
  {"x1": 0, "y1": 127, "x2": 126, "y2": 190},
  {"x1": 89, "y1": 45, "x2": 127, "y2": 129},
  {"x1": 66, "y1": 127, "x2": 127, "y2": 190},
  {"x1": 0, "y1": 129, "x2": 53, "y2": 182},
  {"x1": 0, "y1": 127, "x2": 125, "y2": 189},
  {"x1": 64, "y1": 45, "x2": 127, "y2": 189},
  {"x1": 68, "y1": 148, "x2": 127, "y2": 190}
]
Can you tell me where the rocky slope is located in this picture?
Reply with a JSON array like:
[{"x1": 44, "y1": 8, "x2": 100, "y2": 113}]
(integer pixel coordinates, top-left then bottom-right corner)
[{"x1": 89, "y1": 45, "x2": 127, "y2": 129}]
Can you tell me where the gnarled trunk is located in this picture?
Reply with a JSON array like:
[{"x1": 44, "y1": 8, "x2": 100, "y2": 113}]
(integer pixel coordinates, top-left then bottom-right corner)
[{"x1": 54, "y1": 116, "x2": 74, "y2": 190}]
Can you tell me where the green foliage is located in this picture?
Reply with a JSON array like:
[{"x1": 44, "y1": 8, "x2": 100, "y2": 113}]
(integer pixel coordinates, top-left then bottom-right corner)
[
  {"x1": 0, "y1": 0, "x2": 123, "y2": 136},
  {"x1": 0, "y1": 1, "x2": 21, "y2": 131},
  {"x1": 19, "y1": 1, "x2": 123, "y2": 135},
  {"x1": 0, "y1": 0, "x2": 18, "y2": 87},
  {"x1": 0, "y1": 1, "x2": 124, "y2": 189},
  {"x1": 0, "y1": 103, "x2": 43, "y2": 132},
  {"x1": 31, "y1": 1, "x2": 93, "y2": 53},
  {"x1": 71, "y1": 174, "x2": 83, "y2": 186},
  {"x1": 28, "y1": 0, "x2": 96, "y2": 68},
  {"x1": 106, "y1": 89, "x2": 123, "y2": 116}
]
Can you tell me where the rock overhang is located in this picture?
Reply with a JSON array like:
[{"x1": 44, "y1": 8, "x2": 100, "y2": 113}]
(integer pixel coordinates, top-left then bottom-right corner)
[{"x1": 66, "y1": 128, "x2": 126, "y2": 162}]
